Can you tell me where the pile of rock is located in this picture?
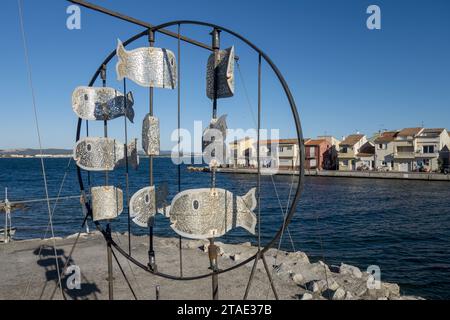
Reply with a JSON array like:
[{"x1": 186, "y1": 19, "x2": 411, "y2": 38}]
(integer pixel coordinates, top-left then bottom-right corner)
[{"x1": 196, "y1": 240, "x2": 423, "y2": 301}]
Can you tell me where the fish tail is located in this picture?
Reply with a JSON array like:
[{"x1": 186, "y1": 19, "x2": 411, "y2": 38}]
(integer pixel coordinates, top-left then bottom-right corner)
[
  {"x1": 237, "y1": 188, "x2": 257, "y2": 234},
  {"x1": 116, "y1": 39, "x2": 126, "y2": 80},
  {"x1": 125, "y1": 92, "x2": 135, "y2": 123}
]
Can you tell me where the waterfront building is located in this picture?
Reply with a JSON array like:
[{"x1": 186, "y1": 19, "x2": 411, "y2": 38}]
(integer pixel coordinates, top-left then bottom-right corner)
[
  {"x1": 337, "y1": 134, "x2": 367, "y2": 170},
  {"x1": 304, "y1": 138, "x2": 338, "y2": 170},
  {"x1": 414, "y1": 128, "x2": 450, "y2": 172},
  {"x1": 355, "y1": 141, "x2": 375, "y2": 170},
  {"x1": 391, "y1": 127, "x2": 424, "y2": 172},
  {"x1": 228, "y1": 138, "x2": 300, "y2": 170},
  {"x1": 374, "y1": 130, "x2": 399, "y2": 170}
]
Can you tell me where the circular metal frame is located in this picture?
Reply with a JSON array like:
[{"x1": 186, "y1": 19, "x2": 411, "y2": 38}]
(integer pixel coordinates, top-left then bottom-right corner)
[{"x1": 76, "y1": 20, "x2": 305, "y2": 281}]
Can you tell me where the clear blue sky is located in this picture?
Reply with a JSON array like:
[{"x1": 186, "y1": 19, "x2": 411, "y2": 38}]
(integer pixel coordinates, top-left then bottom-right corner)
[{"x1": 1, "y1": 0, "x2": 450, "y2": 150}]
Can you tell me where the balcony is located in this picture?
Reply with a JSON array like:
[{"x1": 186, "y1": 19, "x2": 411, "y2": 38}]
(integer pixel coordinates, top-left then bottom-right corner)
[
  {"x1": 394, "y1": 152, "x2": 415, "y2": 159},
  {"x1": 338, "y1": 151, "x2": 355, "y2": 159}
]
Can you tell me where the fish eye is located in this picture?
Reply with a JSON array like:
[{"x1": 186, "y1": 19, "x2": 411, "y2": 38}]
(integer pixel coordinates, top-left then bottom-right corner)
[
  {"x1": 192, "y1": 200, "x2": 199, "y2": 210},
  {"x1": 84, "y1": 94, "x2": 89, "y2": 101},
  {"x1": 87, "y1": 143, "x2": 92, "y2": 151},
  {"x1": 145, "y1": 194, "x2": 150, "y2": 204}
]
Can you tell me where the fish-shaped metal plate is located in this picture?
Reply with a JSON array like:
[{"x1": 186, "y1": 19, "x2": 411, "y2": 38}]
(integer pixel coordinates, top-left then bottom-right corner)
[
  {"x1": 116, "y1": 39, "x2": 177, "y2": 89},
  {"x1": 142, "y1": 114, "x2": 160, "y2": 156},
  {"x1": 130, "y1": 186, "x2": 155, "y2": 227},
  {"x1": 164, "y1": 187, "x2": 257, "y2": 240},
  {"x1": 91, "y1": 186, "x2": 123, "y2": 221},
  {"x1": 206, "y1": 46, "x2": 235, "y2": 99},
  {"x1": 72, "y1": 86, "x2": 135, "y2": 122},
  {"x1": 74, "y1": 137, "x2": 139, "y2": 171},
  {"x1": 130, "y1": 184, "x2": 168, "y2": 227}
]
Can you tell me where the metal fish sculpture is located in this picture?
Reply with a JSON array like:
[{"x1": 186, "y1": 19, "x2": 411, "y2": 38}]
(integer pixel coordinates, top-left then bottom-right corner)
[
  {"x1": 74, "y1": 137, "x2": 139, "y2": 171},
  {"x1": 72, "y1": 86, "x2": 135, "y2": 122},
  {"x1": 142, "y1": 114, "x2": 160, "y2": 156},
  {"x1": 206, "y1": 46, "x2": 235, "y2": 99},
  {"x1": 130, "y1": 184, "x2": 168, "y2": 227},
  {"x1": 116, "y1": 39, "x2": 177, "y2": 89},
  {"x1": 91, "y1": 186, "x2": 123, "y2": 221},
  {"x1": 161, "y1": 187, "x2": 257, "y2": 240}
]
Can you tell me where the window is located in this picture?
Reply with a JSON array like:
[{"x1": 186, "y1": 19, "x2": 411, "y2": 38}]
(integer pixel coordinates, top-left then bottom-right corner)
[
  {"x1": 287, "y1": 146, "x2": 292, "y2": 151},
  {"x1": 279, "y1": 146, "x2": 284, "y2": 152},
  {"x1": 309, "y1": 147, "x2": 315, "y2": 157},
  {"x1": 310, "y1": 159, "x2": 317, "y2": 167},
  {"x1": 379, "y1": 144, "x2": 383, "y2": 150},
  {"x1": 423, "y1": 145, "x2": 435, "y2": 154},
  {"x1": 424, "y1": 159, "x2": 430, "y2": 166},
  {"x1": 343, "y1": 160, "x2": 348, "y2": 166},
  {"x1": 341, "y1": 147, "x2": 348, "y2": 153}
]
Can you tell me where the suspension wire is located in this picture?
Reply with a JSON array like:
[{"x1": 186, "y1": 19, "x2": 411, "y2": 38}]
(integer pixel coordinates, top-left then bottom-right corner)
[
  {"x1": 311, "y1": 182, "x2": 331, "y2": 298},
  {"x1": 111, "y1": 247, "x2": 138, "y2": 300},
  {"x1": 112, "y1": 231, "x2": 144, "y2": 298},
  {"x1": 123, "y1": 79, "x2": 132, "y2": 255},
  {"x1": 17, "y1": 0, "x2": 65, "y2": 300},
  {"x1": 237, "y1": 54, "x2": 293, "y2": 300},
  {"x1": 177, "y1": 23, "x2": 183, "y2": 277},
  {"x1": 23, "y1": 157, "x2": 73, "y2": 299},
  {"x1": 257, "y1": 54, "x2": 262, "y2": 251},
  {"x1": 236, "y1": 56, "x2": 296, "y2": 248}
]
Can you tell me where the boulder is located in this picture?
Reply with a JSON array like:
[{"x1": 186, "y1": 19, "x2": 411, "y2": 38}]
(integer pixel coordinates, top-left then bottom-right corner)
[
  {"x1": 344, "y1": 291, "x2": 354, "y2": 300},
  {"x1": 301, "y1": 293, "x2": 313, "y2": 300},
  {"x1": 339, "y1": 263, "x2": 363, "y2": 279},
  {"x1": 382, "y1": 282, "x2": 400, "y2": 297},
  {"x1": 287, "y1": 251, "x2": 310, "y2": 265},
  {"x1": 292, "y1": 273, "x2": 305, "y2": 285},
  {"x1": 332, "y1": 287, "x2": 346, "y2": 300}
]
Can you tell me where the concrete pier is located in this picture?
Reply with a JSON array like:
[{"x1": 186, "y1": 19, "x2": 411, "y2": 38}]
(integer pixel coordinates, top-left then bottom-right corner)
[{"x1": 189, "y1": 167, "x2": 450, "y2": 181}]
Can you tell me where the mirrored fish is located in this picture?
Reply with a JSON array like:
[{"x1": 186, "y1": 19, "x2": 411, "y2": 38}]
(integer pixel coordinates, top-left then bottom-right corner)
[
  {"x1": 72, "y1": 86, "x2": 135, "y2": 122},
  {"x1": 142, "y1": 114, "x2": 160, "y2": 156},
  {"x1": 160, "y1": 187, "x2": 257, "y2": 240},
  {"x1": 116, "y1": 39, "x2": 177, "y2": 89},
  {"x1": 91, "y1": 186, "x2": 123, "y2": 221},
  {"x1": 74, "y1": 137, "x2": 139, "y2": 171},
  {"x1": 206, "y1": 46, "x2": 235, "y2": 99},
  {"x1": 130, "y1": 184, "x2": 168, "y2": 227}
]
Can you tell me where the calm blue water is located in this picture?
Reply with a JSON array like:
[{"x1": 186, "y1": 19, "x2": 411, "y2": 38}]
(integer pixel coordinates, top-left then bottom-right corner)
[{"x1": 1, "y1": 157, "x2": 449, "y2": 299}]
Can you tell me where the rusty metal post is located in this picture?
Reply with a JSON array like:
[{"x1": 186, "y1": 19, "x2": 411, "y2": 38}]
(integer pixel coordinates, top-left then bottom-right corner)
[{"x1": 208, "y1": 238, "x2": 219, "y2": 300}]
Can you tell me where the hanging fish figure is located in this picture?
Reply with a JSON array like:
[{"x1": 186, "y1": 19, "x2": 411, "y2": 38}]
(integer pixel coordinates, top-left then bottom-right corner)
[
  {"x1": 160, "y1": 187, "x2": 257, "y2": 240},
  {"x1": 206, "y1": 46, "x2": 235, "y2": 99},
  {"x1": 74, "y1": 137, "x2": 139, "y2": 171},
  {"x1": 130, "y1": 184, "x2": 168, "y2": 227},
  {"x1": 202, "y1": 114, "x2": 228, "y2": 164},
  {"x1": 91, "y1": 186, "x2": 124, "y2": 221},
  {"x1": 116, "y1": 39, "x2": 177, "y2": 89},
  {"x1": 72, "y1": 86, "x2": 135, "y2": 122}
]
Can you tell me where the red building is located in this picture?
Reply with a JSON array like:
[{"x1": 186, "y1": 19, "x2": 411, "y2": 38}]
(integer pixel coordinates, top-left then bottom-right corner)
[{"x1": 304, "y1": 139, "x2": 336, "y2": 170}]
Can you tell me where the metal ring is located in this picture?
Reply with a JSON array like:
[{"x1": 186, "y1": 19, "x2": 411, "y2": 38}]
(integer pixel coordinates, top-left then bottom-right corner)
[{"x1": 76, "y1": 21, "x2": 305, "y2": 281}]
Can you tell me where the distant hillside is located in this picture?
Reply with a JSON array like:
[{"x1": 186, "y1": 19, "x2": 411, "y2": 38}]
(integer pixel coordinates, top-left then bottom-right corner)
[{"x1": 0, "y1": 148, "x2": 72, "y2": 156}]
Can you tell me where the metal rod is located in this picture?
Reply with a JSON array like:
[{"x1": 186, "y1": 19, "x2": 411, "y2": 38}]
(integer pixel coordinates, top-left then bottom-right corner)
[
  {"x1": 208, "y1": 238, "x2": 219, "y2": 300},
  {"x1": 106, "y1": 224, "x2": 114, "y2": 300},
  {"x1": 4, "y1": 188, "x2": 10, "y2": 243},
  {"x1": 101, "y1": 64, "x2": 108, "y2": 186},
  {"x1": 68, "y1": 0, "x2": 216, "y2": 52},
  {"x1": 111, "y1": 247, "x2": 137, "y2": 300},
  {"x1": 243, "y1": 250, "x2": 260, "y2": 300},
  {"x1": 123, "y1": 79, "x2": 131, "y2": 256},
  {"x1": 155, "y1": 285, "x2": 160, "y2": 300},
  {"x1": 148, "y1": 30, "x2": 154, "y2": 187},
  {"x1": 4, "y1": 195, "x2": 84, "y2": 206},
  {"x1": 261, "y1": 253, "x2": 279, "y2": 300},
  {"x1": 177, "y1": 24, "x2": 183, "y2": 278},
  {"x1": 257, "y1": 54, "x2": 261, "y2": 250},
  {"x1": 148, "y1": 217, "x2": 156, "y2": 271}
]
